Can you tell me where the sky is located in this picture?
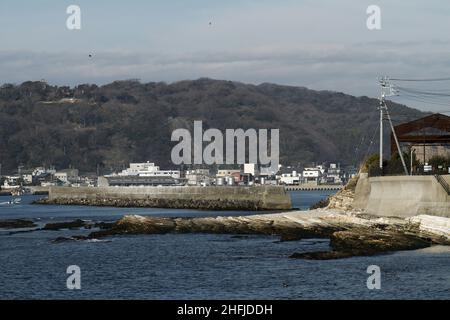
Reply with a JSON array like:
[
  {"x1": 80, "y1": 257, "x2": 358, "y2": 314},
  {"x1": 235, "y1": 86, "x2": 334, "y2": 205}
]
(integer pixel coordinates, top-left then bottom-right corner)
[{"x1": 1, "y1": 0, "x2": 450, "y2": 112}]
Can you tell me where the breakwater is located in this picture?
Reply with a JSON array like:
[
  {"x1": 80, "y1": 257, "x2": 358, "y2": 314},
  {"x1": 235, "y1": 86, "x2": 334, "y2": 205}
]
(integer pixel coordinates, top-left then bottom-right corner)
[
  {"x1": 39, "y1": 185, "x2": 292, "y2": 211},
  {"x1": 285, "y1": 185, "x2": 342, "y2": 191}
]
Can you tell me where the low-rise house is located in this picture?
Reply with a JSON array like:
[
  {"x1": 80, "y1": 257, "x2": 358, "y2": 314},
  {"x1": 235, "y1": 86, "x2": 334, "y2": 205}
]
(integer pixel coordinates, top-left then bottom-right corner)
[
  {"x1": 55, "y1": 169, "x2": 79, "y2": 184},
  {"x1": 325, "y1": 163, "x2": 343, "y2": 185},
  {"x1": 243, "y1": 163, "x2": 258, "y2": 176},
  {"x1": 20, "y1": 169, "x2": 34, "y2": 185},
  {"x1": 185, "y1": 169, "x2": 211, "y2": 186},
  {"x1": 216, "y1": 169, "x2": 241, "y2": 178},
  {"x1": 279, "y1": 172, "x2": 300, "y2": 185},
  {"x1": 2, "y1": 176, "x2": 21, "y2": 188}
]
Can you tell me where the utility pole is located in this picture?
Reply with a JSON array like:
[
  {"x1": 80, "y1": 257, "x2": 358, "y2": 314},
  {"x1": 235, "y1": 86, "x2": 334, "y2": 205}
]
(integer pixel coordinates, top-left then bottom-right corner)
[
  {"x1": 379, "y1": 77, "x2": 409, "y2": 175},
  {"x1": 379, "y1": 99, "x2": 383, "y2": 169},
  {"x1": 379, "y1": 77, "x2": 389, "y2": 170}
]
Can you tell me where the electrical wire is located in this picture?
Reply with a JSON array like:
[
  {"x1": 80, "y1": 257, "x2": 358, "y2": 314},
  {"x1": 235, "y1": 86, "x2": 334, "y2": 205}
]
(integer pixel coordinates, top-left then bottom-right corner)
[
  {"x1": 395, "y1": 86, "x2": 450, "y2": 97},
  {"x1": 390, "y1": 77, "x2": 450, "y2": 82}
]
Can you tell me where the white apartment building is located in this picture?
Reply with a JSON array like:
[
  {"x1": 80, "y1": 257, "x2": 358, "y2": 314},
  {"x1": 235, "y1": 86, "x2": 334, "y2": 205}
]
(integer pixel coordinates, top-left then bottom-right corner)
[
  {"x1": 116, "y1": 161, "x2": 180, "y2": 179},
  {"x1": 302, "y1": 166, "x2": 323, "y2": 184}
]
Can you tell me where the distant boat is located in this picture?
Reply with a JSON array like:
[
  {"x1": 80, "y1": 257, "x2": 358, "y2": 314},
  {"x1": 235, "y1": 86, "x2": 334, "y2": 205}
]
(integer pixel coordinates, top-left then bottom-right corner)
[{"x1": 0, "y1": 198, "x2": 21, "y2": 205}]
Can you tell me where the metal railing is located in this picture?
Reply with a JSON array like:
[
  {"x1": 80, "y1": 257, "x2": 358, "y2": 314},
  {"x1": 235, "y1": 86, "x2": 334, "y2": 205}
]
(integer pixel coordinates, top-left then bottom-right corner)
[
  {"x1": 435, "y1": 175, "x2": 450, "y2": 195},
  {"x1": 368, "y1": 166, "x2": 449, "y2": 177}
]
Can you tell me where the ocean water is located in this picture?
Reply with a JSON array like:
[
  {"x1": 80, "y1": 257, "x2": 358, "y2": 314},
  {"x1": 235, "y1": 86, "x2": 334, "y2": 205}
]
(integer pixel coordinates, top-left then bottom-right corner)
[{"x1": 0, "y1": 192, "x2": 449, "y2": 300}]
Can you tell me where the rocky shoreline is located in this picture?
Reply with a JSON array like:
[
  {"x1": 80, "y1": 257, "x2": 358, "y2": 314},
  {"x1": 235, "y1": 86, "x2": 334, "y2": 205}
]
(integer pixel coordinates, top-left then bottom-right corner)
[
  {"x1": 9, "y1": 208, "x2": 442, "y2": 260},
  {"x1": 2, "y1": 208, "x2": 448, "y2": 260},
  {"x1": 5, "y1": 176, "x2": 449, "y2": 260},
  {"x1": 95, "y1": 211, "x2": 450, "y2": 259}
]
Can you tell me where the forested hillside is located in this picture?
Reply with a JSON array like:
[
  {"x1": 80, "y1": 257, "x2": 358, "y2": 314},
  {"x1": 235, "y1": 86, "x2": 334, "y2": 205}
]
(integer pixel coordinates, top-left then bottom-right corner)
[{"x1": 0, "y1": 79, "x2": 426, "y2": 174}]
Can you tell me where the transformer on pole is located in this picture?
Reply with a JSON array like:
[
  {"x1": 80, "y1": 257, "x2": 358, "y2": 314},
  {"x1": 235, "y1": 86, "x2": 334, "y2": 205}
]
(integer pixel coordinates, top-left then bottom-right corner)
[{"x1": 379, "y1": 77, "x2": 409, "y2": 175}]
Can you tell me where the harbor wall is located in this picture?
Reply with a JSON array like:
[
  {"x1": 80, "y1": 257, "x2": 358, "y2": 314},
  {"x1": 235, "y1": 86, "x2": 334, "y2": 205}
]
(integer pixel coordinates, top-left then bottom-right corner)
[
  {"x1": 354, "y1": 175, "x2": 450, "y2": 218},
  {"x1": 284, "y1": 184, "x2": 342, "y2": 191},
  {"x1": 47, "y1": 185, "x2": 292, "y2": 211}
]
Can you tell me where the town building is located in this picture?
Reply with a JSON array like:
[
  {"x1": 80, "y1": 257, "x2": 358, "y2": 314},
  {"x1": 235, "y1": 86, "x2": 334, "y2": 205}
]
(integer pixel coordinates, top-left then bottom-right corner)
[
  {"x1": 302, "y1": 166, "x2": 324, "y2": 184},
  {"x1": 102, "y1": 161, "x2": 183, "y2": 186},
  {"x1": 393, "y1": 113, "x2": 450, "y2": 163},
  {"x1": 1, "y1": 176, "x2": 21, "y2": 189},
  {"x1": 325, "y1": 163, "x2": 343, "y2": 185},
  {"x1": 54, "y1": 169, "x2": 79, "y2": 184},
  {"x1": 19, "y1": 169, "x2": 34, "y2": 185},
  {"x1": 216, "y1": 169, "x2": 241, "y2": 178},
  {"x1": 279, "y1": 171, "x2": 300, "y2": 185},
  {"x1": 185, "y1": 169, "x2": 211, "y2": 186},
  {"x1": 117, "y1": 161, "x2": 180, "y2": 179},
  {"x1": 243, "y1": 163, "x2": 258, "y2": 176}
]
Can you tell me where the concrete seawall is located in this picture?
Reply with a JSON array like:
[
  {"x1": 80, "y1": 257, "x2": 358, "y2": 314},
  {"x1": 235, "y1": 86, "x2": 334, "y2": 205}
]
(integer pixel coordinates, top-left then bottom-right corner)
[
  {"x1": 354, "y1": 174, "x2": 450, "y2": 218},
  {"x1": 285, "y1": 185, "x2": 342, "y2": 191},
  {"x1": 44, "y1": 185, "x2": 292, "y2": 211}
]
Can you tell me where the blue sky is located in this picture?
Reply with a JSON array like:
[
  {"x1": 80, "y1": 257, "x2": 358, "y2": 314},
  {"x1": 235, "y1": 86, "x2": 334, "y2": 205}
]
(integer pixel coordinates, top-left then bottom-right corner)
[{"x1": 1, "y1": 1, "x2": 450, "y2": 112}]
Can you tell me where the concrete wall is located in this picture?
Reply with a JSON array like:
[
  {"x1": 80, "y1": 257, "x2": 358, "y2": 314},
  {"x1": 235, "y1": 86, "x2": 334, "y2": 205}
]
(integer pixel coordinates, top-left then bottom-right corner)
[
  {"x1": 354, "y1": 175, "x2": 450, "y2": 218},
  {"x1": 48, "y1": 185, "x2": 292, "y2": 211}
]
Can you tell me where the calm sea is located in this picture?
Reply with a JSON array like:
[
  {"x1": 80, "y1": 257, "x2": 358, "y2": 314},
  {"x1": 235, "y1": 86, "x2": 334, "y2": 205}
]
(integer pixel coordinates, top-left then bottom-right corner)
[{"x1": 0, "y1": 191, "x2": 449, "y2": 300}]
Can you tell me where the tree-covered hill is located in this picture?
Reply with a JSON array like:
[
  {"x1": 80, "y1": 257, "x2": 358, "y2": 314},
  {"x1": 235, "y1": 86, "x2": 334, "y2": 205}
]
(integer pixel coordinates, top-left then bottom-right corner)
[{"x1": 0, "y1": 79, "x2": 426, "y2": 174}]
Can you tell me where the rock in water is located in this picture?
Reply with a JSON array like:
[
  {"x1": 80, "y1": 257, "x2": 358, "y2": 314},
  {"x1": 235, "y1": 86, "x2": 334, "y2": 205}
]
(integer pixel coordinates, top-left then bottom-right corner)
[
  {"x1": 290, "y1": 228, "x2": 433, "y2": 260},
  {"x1": 330, "y1": 229, "x2": 433, "y2": 255},
  {"x1": 0, "y1": 219, "x2": 37, "y2": 229},
  {"x1": 43, "y1": 219, "x2": 87, "y2": 231}
]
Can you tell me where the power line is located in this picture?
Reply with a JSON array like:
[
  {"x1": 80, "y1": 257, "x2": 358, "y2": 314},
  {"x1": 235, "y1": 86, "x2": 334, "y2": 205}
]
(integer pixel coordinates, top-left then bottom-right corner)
[
  {"x1": 391, "y1": 77, "x2": 450, "y2": 82},
  {"x1": 394, "y1": 93, "x2": 450, "y2": 107},
  {"x1": 362, "y1": 122, "x2": 379, "y2": 162},
  {"x1": 395, "y1": 86, "x2": 450, "y2": 97}
]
